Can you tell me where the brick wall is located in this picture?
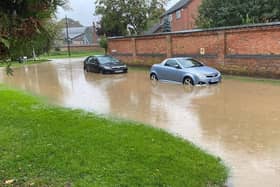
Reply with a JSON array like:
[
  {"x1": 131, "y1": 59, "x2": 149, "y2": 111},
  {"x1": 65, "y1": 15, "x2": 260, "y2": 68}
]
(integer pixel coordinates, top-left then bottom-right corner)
[
  {"x1": 108, "y1": 22, "x2": 280, "y2": 78},
  {"x1": 59, "y1": 44, "x2": 103, "y2": 52}
]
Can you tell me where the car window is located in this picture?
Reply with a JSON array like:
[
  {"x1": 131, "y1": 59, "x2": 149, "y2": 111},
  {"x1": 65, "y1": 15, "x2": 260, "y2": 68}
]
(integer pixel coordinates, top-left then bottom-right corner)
[
  {"x1": 178, "y1": 58, "x2": 204, "y2": 68},
  {"x1": 89, "y1": 57, "x2": 96, "y2": 64},
  {"x1": 165, "y1": 60, "x2": 179, "y2": 67},
  {"x1": 97, "y1": 56, "x2": 119, "y2": 64}
]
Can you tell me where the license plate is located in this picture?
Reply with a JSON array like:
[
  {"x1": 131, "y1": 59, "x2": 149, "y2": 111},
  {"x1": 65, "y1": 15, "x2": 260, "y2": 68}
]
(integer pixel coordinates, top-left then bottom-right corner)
[
  {"x1": 114, "y1": 70, "x2": 123, "y2": 73},
  {"x1": 211, "y1": 78, "x2": 219, "y2": 83}
]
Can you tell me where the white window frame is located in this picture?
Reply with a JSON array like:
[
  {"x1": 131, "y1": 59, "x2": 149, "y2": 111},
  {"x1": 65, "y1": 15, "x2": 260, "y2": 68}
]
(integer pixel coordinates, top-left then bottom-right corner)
[
  {"x1": 168, "y1": 14, "x2": 173, "y2": 22},
  {"x1": 176, "y1": 10, "x2": 181, "y2": 19}
]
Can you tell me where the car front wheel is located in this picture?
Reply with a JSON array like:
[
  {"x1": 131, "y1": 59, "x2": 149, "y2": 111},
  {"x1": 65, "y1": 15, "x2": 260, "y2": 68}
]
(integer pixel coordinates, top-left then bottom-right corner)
[
  {"x1": 150, "y1": 73, "x2": 158, "y2": 81},
  {"x1": 183, "y1": 77, "x2": 194, "y2": 86}
]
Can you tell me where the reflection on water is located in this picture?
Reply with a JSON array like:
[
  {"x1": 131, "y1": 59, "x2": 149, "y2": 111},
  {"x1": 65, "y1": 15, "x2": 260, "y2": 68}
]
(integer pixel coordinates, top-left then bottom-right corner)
[{"x1": 0, "y1": 58, "x2": 280, "y2": 187}]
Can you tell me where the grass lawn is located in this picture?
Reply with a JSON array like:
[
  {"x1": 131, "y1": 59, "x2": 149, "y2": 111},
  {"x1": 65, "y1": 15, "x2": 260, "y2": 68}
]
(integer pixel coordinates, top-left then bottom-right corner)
[
  {"x1": 0, "y1": 85, "x2": 228, "y2": 187},
  {"x1": 0, "y1": 59, "x2": 49, "y2": 68},
  {"x1": 40, "y1": 50, "x2": 104, "y2": 59}
]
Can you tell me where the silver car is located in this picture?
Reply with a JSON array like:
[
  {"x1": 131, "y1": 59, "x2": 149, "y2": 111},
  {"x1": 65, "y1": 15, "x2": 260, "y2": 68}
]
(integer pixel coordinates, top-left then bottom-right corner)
[{"x1": 150, "y1": 57, "x2": 222, "y2": 85}]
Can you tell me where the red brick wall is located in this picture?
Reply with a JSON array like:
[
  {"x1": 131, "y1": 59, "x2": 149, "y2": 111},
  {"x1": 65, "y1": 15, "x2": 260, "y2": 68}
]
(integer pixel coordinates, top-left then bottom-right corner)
[
  {"x1": 136, "y1": 37, "x2": 167, "y2": 54},
  {"x1": 108, "y1": 23, "x2": 280, "y2": 78},
  {"x1": 171, "y1": 0, "x2": 202, "y2": 31},
  {"x1": 226, "y1": 30, "x2": 280, "y2": 55},
  {"x1": 60, "y1": 44, "x2": 103, "y2": 52}
]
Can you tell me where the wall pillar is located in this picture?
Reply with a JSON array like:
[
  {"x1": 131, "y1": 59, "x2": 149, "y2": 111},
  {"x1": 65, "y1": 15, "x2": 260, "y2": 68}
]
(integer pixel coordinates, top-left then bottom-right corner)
[
  {"x1": 166, "y1": 35, "x2": 172, "y2": 58},
  {"x1": 217, "y1": 31, "x2": 226, "y2": 66},
  {"x1": 132, "y1": 38, "x2": 137, "y2": 62}
]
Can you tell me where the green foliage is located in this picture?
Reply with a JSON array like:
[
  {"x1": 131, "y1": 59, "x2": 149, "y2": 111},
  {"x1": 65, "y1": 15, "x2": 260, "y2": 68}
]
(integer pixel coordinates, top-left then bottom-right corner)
[
  {"x1": 95, "y1": 0, "x2": 167, "y2": 36},
  {"x1": 163, "y1": 17, "x2": 171, "y2": 32},
  {"x1": 0, "y1": 86, "x2": 228, "y2": 186},
  {"x1": 197, "y1": 0, "x2": 280, "y2": 28},
  {"x1": 0, "y1": 0, "x2": 67, "y2": 60},
  {"x1": 99, "y1": 36, "x2": 108, "y2": 53}
]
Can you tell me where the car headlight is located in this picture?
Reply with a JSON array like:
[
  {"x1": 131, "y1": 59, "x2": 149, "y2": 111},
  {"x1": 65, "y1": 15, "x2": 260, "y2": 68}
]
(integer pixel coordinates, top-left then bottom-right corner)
[
  {"x1": 197, "y1": 74, "x2": 205, "y2": 78},
  {"x1": 103, "y1": 66, "x2": 111, "y2": 70}
]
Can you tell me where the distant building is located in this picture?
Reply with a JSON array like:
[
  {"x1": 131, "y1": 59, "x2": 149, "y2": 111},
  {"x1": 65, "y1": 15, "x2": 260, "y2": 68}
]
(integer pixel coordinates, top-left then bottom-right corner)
[
  {"x1": 63, "y1": 26, "x2": 94, "y2": 46},
  {"x1": 146, "y1": 0, "x2": 202, "y2": 34},
  {"x1": 55, "y1": 22, "x2": 100, "y2": 47}
]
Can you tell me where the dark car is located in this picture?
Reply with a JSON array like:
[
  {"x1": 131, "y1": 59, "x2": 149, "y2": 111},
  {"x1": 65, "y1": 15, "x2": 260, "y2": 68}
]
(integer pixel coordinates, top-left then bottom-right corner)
[{"x1": 84, "y1": 55, "x2": 128, "y2": 74}]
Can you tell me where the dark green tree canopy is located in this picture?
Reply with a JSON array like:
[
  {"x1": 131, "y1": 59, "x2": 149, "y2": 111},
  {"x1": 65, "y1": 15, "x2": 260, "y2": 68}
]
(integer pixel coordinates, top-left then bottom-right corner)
[
  {"x1": 163, "y1": 17, "x2": 171, "y2": 32},
  {"x1": 196, "y1": 0, "x2": 280, "y2": 28},
  {"x1": 0, "y1": 0, "x2": 67, "y2": 59},
  {"x1": 95, "y1": 0, "x2": 168, "y2": 36}
]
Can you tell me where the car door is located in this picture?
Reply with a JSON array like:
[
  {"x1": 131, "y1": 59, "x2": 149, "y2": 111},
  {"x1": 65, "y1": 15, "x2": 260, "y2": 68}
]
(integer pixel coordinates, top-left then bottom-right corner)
[
  {"x1": 92, "y1": 58, "x2": 101, "y2": 72},
  {"x1": 162, "y1": 59, "x2": 181, "y2": 82}
]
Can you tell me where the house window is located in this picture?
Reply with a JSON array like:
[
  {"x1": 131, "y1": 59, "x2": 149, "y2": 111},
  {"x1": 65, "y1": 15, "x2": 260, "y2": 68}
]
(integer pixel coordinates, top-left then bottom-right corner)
[
  {"x1": 176, "y1": 10, "x2": 181, "y2": 19},
  {"x1": 168, "y1": 14, "x2": 173, "y2": 22}
]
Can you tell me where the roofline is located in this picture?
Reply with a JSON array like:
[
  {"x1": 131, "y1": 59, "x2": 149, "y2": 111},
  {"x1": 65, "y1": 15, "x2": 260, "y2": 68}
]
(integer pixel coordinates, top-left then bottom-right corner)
[
  {"x1": 161, "y1": 0, "x2": 193, "y2": 18},
  {"x1": 109, "y1": 22, "x2": 280, "y2": 40}
]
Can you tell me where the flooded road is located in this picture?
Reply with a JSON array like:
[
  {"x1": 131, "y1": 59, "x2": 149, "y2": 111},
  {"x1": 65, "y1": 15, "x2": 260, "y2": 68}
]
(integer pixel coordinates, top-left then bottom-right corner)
[{"x1": 1, "y1": 58, "x2": 280, "y2": 187}]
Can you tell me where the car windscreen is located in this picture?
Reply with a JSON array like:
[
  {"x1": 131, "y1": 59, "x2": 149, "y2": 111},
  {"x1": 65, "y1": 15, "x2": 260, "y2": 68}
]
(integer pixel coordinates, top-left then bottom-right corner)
[
  {"x1": 97, "y1": 56, "x2": 119, "y2": 64},
  {"x1": 178, "y1": 58, "x2": 204, "y2": 68}
]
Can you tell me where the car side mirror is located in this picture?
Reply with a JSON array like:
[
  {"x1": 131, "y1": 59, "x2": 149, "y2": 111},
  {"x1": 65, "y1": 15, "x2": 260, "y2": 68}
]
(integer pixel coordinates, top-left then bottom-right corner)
[{"x1": 174, "y1": 64, "x2": 181, "y2": 69}]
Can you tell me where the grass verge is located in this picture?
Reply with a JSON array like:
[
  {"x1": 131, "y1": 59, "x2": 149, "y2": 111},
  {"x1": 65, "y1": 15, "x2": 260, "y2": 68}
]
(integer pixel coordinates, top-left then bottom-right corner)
[
  {"x1": 40, "y1": 50, "x2": 104, "y2": 59},
  {"x1": 0, "y1": 85, "x2": 228, "y2": 186},
  {"x1": 0, "y1": 59, "x2": 49, "y2": 68}
]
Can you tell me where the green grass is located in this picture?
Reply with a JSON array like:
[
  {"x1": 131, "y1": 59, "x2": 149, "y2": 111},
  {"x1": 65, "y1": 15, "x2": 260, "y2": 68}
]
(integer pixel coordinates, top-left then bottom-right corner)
[
  {"x1": 0, "y1": 85, "x2": 228, "y2": 187},
  {"x1": 40, "y1": 50, "x2": 105, "y2": 59},
  {"x1": 0, "y1": 59, "x2": 49, "y2": 68}
]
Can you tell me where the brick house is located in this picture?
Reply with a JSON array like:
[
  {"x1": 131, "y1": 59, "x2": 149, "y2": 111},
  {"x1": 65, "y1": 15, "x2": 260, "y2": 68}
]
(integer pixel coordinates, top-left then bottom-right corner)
[
  {"x1": 146, "y1": 0, "x2": 202, "y2": 34},
  {"x1": 163, "y1": 0, "x2": 202, "y2": 31}
]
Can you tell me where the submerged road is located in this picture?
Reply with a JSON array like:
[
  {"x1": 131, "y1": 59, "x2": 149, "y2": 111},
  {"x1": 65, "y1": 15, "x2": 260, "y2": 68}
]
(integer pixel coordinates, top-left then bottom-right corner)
[{"x1": 1, "y1": 58, "x2": 280, "y2": 187}]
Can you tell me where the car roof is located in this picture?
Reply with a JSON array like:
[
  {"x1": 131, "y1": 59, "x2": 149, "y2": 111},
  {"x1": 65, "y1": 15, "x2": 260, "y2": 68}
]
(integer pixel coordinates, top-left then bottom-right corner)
[{"x1": 164, "y1": 57, "x2": 193, "y2": 61}]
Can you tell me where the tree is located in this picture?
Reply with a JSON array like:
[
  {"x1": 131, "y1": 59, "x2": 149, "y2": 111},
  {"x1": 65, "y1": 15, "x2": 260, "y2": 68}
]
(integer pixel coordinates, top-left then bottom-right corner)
[
  {"x1": 99, "y1": 36, "x2": 108, "y2": 54},
  {"x1": 58, "y1": 18, "x2": 83, "y2": 28},
  {"x1": 163, "y1": 17, "x2": 171, "y2": 32},
  {"x1": 0, "y1": 0, "x2": 67, "y2": 60},
  {"x1": 95, "y1": 0, "x2": 168, "y2": 36},
  {"x1": 196, "y1": 0, "x2": 280, "y2": 28}
]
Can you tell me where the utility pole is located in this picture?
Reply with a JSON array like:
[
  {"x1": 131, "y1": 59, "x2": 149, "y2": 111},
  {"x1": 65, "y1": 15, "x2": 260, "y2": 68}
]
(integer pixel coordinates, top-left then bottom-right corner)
[{"x1": 65, "y1": 16, "x2": 71, "y2": 57}]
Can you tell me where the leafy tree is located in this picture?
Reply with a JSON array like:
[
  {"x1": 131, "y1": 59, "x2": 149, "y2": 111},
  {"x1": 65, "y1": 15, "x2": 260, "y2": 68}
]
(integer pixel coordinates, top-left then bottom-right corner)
[
  {"x1": 99, "y1": 36, "x2": 108, "y2": 54},
  {"x1": 196, "y1": 0, "x2": 280, "y2": 28},
  {"x1": 58, "y1": 17, "x2": 83, "y2": 28},
  {"x1": 0, "y1": 0, "x2": 67, "y2": 60},
  {"x1": 95, "y1": 0, "x2": 168, "y2": 36}
]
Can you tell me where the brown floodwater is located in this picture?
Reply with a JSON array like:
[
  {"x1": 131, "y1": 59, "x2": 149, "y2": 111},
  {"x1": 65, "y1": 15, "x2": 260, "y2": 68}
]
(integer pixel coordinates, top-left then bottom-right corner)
[{"x1": 1, "y1": 58, "x2": 280, "y2": 187}]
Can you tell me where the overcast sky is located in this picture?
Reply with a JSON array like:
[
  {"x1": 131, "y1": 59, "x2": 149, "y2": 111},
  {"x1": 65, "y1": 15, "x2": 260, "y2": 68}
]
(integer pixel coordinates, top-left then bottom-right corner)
[{"x1": 56, "y1": 0, "x2": 179, "y2": 26}]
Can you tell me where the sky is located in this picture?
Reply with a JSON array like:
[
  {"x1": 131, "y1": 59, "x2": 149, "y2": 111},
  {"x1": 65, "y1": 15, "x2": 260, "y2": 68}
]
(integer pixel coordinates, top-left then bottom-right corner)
[{"x1": 56, "y1": 0, "x2": 179, "y2": 26}]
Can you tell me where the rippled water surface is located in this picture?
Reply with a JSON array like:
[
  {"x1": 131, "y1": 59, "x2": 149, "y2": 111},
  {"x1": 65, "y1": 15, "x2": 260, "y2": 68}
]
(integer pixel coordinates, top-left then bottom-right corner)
[{"x1": 1, "y1": 58, "x2": 280, "y2": 187}]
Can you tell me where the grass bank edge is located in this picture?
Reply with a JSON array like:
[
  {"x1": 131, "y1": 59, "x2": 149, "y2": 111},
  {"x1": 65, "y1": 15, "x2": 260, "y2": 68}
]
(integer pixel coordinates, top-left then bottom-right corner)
[{"x1": 0, "y1": 85, "x2": 228, "y2": 186}]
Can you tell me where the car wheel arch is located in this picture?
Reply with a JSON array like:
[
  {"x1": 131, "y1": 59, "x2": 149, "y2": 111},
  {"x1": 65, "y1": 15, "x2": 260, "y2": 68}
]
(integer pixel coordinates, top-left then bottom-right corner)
[
  {"x1": 182, "y1": 75, "x2": 195, "y2": 85},
  {"x1": 150, "y1": 72, "x2": 158, "y2": 80}
]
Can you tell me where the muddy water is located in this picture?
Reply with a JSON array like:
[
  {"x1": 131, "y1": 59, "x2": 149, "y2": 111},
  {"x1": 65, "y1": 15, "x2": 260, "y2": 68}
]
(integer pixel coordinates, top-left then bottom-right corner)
[{"x1": 1, "y1": 58, "x2": 280, "y2": 187}]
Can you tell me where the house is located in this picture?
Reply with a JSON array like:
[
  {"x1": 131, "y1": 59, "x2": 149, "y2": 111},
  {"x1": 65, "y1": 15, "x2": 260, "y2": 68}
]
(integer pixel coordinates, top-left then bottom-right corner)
[
  {"x1": 163, "y1": 0, "x2": 202, "y2": 31},
  {"x1": 146, "y1": 0, "x2": 202, "y2": 34},
  {"x1": 63, "y1": 26, "x2": 94, "y2": 46}
]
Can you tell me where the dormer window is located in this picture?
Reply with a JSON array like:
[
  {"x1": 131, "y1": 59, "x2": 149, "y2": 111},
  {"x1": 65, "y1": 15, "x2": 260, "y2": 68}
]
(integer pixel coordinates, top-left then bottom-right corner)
[
  {"x1": 169, "y1": 14, "x2": 173, "y2": 22},
  {"x1": 176, "y1": 10, "x2": 181, "y2": 19}
]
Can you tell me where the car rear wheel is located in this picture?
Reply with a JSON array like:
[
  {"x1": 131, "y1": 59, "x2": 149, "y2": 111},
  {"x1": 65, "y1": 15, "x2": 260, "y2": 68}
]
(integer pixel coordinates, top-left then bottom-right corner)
[
  {"x1": 85, "y1": 66, "x2": 90, "y2": 72},
  {"x1": 183, "y1": 77, "x2": 194, "y2": 86},
  {"x1": 150, "y1": 73, "x2": 158, "y2": 81}
]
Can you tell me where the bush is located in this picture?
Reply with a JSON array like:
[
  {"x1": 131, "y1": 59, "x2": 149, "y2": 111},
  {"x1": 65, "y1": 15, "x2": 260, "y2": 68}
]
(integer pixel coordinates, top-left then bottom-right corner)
[{"x1": 99, "y1": 36, "x2": 108, "y2": 54}]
